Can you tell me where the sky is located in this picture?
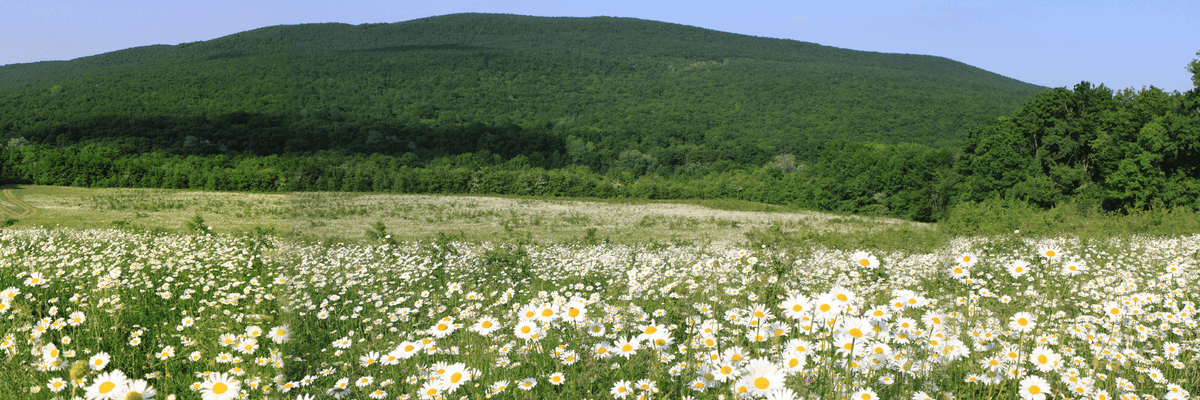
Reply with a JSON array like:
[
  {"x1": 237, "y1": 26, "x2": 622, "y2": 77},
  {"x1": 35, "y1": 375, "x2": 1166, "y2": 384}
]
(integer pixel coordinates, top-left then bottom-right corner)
[{"x1": 2, "y1": 0, "x2": 1197, "y2": 92}]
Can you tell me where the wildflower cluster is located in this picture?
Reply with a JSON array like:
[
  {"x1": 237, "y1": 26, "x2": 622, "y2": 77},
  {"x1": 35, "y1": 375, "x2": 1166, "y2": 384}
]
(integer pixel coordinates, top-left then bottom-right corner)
[{"x1": 0, "y1": 228, "x2": 1196, "y2": 400}]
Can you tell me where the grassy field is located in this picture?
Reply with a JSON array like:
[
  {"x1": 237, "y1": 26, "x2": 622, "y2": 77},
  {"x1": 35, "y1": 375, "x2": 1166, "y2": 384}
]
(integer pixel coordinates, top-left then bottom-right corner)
[
  {"x1": 0, "y1": 185, "x2": 1197, "y2": 400},
  {"x1": 0, "y1": 185, "x2": 925, "y2": 247}
]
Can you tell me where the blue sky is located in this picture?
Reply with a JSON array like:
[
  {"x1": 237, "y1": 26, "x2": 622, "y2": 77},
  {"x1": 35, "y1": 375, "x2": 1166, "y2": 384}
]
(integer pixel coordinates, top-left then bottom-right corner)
[{"x1": 3, "y1": 0, "x2": 1197, "y2": 92}]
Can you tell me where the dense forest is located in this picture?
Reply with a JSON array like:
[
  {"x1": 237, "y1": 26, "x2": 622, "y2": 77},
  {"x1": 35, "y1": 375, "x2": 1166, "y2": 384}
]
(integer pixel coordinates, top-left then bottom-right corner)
[
  {"x1": 0, "y1": 14, "x2": 1041, "y2": 163},
  {"x1": 1, "y1": 14, "x2": 1197, "y2": 221}
]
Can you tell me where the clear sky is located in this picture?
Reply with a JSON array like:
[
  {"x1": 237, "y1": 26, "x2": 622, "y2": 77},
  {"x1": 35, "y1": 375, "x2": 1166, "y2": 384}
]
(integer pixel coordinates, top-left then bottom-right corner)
[{"x1": 2, "y1": 0, "x2": 1197, "y2": 92}]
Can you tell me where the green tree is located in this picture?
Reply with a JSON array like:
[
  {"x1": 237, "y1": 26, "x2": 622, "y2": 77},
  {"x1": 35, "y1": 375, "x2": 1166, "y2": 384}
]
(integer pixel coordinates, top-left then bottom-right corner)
[{"x1": 1188, "y1": 50, "x2": 1200, "y2": 88}]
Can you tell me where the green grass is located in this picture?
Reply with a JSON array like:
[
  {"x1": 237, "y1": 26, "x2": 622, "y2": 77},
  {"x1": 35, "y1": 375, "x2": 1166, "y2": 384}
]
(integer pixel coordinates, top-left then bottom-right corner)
[
  {"x1": 0, "y1": 185, "x2": 923, "y2": 248},
  {"x1": 2, "y1": 186, "x2": 1199, "y2": 399},
  {"x1": 0, "y1": 222, "x2": 1197, "y2": 399}
]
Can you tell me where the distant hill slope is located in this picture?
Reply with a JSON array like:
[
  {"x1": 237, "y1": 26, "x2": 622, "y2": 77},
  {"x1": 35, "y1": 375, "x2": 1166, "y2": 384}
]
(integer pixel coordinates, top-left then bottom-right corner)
[{"x1": 0, "y1": 13, "x2": 1044, "y2": 163}]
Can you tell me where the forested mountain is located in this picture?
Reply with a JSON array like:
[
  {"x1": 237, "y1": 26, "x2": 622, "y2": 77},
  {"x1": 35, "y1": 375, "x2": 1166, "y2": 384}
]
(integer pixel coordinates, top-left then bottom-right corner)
[
  {"x1": 0, "y1": 13, "x2": 1043, "y2": 165},
  {"x1": 12, "y1": 15, "x2": 1191, "y2": 222}
]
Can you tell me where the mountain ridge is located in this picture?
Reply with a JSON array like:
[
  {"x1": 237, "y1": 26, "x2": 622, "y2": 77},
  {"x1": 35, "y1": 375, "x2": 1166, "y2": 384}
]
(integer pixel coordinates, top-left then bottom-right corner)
[{"x1": 0, "y1": 13, "x2": 1045, "y2": 163}]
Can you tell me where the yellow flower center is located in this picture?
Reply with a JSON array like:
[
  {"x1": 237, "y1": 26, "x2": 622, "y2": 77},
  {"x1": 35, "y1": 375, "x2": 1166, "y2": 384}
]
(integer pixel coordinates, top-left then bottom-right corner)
[
  {"x1": 754, "y1": 377, "x2": 770, "y2": 390},
  {"x1": 213, "y1": 382, "x2": 228, "y2": 394}
]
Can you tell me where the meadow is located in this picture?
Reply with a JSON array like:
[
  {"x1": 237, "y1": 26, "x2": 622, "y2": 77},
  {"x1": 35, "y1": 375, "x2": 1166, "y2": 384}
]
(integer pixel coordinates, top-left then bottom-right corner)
[{"x1": 0, "y1": 185, "x2": 1197, "y2": 400}]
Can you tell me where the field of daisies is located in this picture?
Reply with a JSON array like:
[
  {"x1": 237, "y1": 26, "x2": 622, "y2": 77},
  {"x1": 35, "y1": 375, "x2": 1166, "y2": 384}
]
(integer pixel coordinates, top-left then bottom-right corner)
[{"x1": 1, "y1": 227, "x2": 1197, "y2": 400}]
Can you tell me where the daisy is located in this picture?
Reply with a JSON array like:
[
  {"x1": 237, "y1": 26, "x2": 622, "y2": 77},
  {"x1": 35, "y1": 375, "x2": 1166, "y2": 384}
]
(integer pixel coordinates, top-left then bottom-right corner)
[
  {"x1": 157, "y1": 346, "x2": 175, "y2": 360},
  {"x1": 636, "y1": 322, "x2": 668, "y2": 342},
  {"x1": 86, "y1": 370, "x2": 129, "y2": 400},
  {"x1": 766, "y1": 388, "x2": 799, "y2": 400},
  {"x1": 395, "y1": 341, "x2": 420, "y2": 359},
  {"x1": 488, "y1": 380, "x2": 509, "y2": 395},
  {"x1": 513, "y1": 320, "x2": 542, "y2": 341},
  {"x1": 235, "y1": 338, "x2": 258, "y2": 354},
  {"x1": 611, "y1": 380, "x2": 633, "y2": 399},
  {"x1": 268, "y1": 325, "x2": 291, "y2": 344},
  {"x1": 1019, "y1": 375, "x2": 1051, "y2": 400},
  {"x1": 68, "y1": 311, "x2": 86, "y2": 326},
  {"x1": 441, "y1": 363, "x2": 470, "y2": 391},
  {"x1": 780, "y1": 350, "x2": 806, "y2": 371},
  {"x1": 548, "y1": 372, "x2": 565, "y2": 385},
  {"x1": 592, "y1": 342, "x2": 613, "y2": 359},
  {"x1": 779, "y1": 294, "x2": 812, "y2": 320},
  {"x1": 559, "y1": 349, "x2": 579, "y2": 365},
  {"x1": 327, "y1": 378, "x2": 351, "y2": 398},
  {"x1": 418, "y1": 380, "x2": 442, "y2": 400},
  {"x1": 1010, "y1": 312, "x2": 1036, "y2": 333},
  {"x1": 1028, "y1": 346, "x2": 1061, "y2": 373},
  {"x1": 517, "y1": 377, "x2": 537, "y2": 391},
  {"x1": 200, "y1": 372, "x2": 240, "y2": 400},
  {"x1": 123, "y1": 379, "x2": 156, "y2": 400},
  {"x1": 1037, "y1": 244, "x2": 1062, "y2": 260},
  {"x1": 851, "y1": 387, "x2": 879, "y2": 400},
  {"x1": 41, "y1": 343, "x2": 61, "y2": 362},
  {"x1": 613, "y1": 336, "x2": 640, "y2": 359},
  {"x1": 429, "y1": 317, "x2": 456, "y2": 338},
  {"x1": 89, "y1": 352, "x2": 111, "y2": 371},
  {"x1": 562, "y1": 299, "x2": 588, "y2": 323},
  {"x1": 851, "y1": 251, "x2": 878, "y2": 269},
  {"x1": 331, "y1": 336, "x2": 352, "y2": 349},
  {"x1": 741, "y1": 358, "x2": 786, "y2": 395},
  {"x1": 949, "y1": 265, "x2": 970, "y2": 279},
  {"x1": 471, "y1": 316, "x2": 502, "y2": 336},
  {"x1": 1061, "y1": 260, "x2": 1086, "y2": 276},
  {"x1": 24, "y1": 271, "x2": 47, "y2": 286},
  {"x1": 47, "y1": 377, "x2": 67, "y2": 393}
]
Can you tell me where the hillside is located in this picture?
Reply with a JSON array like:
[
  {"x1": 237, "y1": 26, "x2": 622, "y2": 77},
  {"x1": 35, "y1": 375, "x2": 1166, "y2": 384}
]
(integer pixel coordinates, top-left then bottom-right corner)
[{"x1": 0, "y1": 13, "x2": 1044, "y2": 165}]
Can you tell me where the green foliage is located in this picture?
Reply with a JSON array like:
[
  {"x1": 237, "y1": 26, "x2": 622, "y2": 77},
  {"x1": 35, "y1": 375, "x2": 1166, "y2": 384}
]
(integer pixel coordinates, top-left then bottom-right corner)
[
  {"x1": 940, "y1": 197, "x2": 1200, "y2": 238},
  {"x1": 0, "y1": 217, "x2": 16, "y2": 227},
  {"x1": 958, "y1": 81, "x2": 1200, "y2": 213},
  {"x1": 745, "y1": 221, "x2": 948, "y2": 254},
  {"x1": 0, "y1": 14, "x2": 1040, "y2": 170},
  {"x1": 580, "y1": 227, "x2": 603, "y2": 245},
  {"x1": 185, "y1": 214, "x2": 210, "y2": 233},
  {"x1": 365, "y1": 221, "x2": 396, "y2": 245},
  {"x1": 1188, "y1": 50, "x2": 1200, "y2": 88}
]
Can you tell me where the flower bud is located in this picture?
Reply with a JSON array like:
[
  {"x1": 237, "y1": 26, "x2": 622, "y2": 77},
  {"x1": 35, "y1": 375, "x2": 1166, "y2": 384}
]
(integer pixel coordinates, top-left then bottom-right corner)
[{"x1": 69, "y1": 360, "x2": 89, "y2": 381}]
